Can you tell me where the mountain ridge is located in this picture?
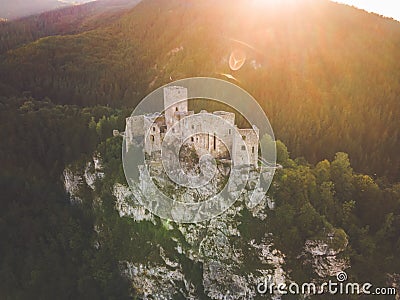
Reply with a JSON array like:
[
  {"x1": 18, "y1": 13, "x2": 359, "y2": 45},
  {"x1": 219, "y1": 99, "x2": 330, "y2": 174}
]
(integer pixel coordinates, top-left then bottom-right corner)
[{"x1": 0, "y1": 0, "x2": 100, "y2": 20}]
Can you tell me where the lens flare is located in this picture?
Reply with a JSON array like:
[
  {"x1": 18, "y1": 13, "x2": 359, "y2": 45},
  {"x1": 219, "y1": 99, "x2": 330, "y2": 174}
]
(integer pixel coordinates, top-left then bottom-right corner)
[{"x1": 229, "y1": 49, "x2": 247, "y2": 71}]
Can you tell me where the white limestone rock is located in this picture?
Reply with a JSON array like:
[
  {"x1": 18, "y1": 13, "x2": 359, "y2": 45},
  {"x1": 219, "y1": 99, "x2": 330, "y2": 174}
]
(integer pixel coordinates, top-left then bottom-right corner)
[
  {"x1": 63, "y1": 168, "x2": 83, "y2": 204},
  {"x1": 84, "y1": 162, "x2": 97, "y2": 190},
  {"x1": 113, "y1": 183, "x2": 154, "y2": 222},
  {"x1": 120, "y1": 261, "x2": 197, "y2": 299}
]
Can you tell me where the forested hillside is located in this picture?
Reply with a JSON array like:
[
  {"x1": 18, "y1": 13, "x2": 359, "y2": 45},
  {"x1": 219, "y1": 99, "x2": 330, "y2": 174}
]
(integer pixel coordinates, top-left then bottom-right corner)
[
  {"x1": 0, "y1": 0, "x2": 399, "y2": 179},
  {"x1": 0, "y1": 0, "x2": 400, "y2": 298},
  {"x1": 0, "y1": 98, "x2": 132, "y2": 298},
  {"x1": 0, "y1": 0, "x2": 141, "y2": 54}
]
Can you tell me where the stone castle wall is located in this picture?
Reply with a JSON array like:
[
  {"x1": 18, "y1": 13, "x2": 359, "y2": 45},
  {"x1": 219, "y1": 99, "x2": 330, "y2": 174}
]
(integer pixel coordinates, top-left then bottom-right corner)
[
  {"x1": 126, "y1": 115, "x2": 144, "y2": 149},
  {"x1": 126, "y1": 86, "x2": 259, "y2": 165},
  {"x1": 144, "y1": 114, "x2": 162, "y2": 154},
  {"x1": 232, "y1": 125, "x2": 259, "y2": 166}
]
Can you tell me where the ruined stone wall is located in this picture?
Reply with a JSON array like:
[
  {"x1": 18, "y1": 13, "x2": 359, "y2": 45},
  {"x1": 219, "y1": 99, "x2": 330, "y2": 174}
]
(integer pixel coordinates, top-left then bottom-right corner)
[
  {"x1": 144, "y1": 114, "x2": 162, "y2": 154},
  {"x1": 170, "y1": 111, "x2": 194, "y2": 139},
  {"x1": 126, "y1": 115, "x2": 145, "y2": 150},
  {"x1": 232, "y1": 125, "x2": 259, "y2": 166},
  {"x1": 180, "y1": 111, "x2": 208, "y2": 152},
  {"x1": 180, "y1": 111, "x2": 232, "y2": 159},
  {"x1": 211, "y1": 111, "x2": 235, "y2": 157},
  {"x1": 213, "y1": 111, "x2": 235, "y2": 125}
]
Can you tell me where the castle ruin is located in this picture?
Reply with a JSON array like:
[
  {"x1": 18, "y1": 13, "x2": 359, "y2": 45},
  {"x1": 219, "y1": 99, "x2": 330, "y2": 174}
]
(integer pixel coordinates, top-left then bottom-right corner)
[{"x1": 125, "y1": 86, "x2": 259, "y2": 166}]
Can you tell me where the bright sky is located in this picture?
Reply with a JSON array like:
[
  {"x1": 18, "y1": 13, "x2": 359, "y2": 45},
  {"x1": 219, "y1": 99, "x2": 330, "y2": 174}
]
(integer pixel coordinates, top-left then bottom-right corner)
[{"x1": 332, "y1": 0, "x2": 400, "y2": 21}]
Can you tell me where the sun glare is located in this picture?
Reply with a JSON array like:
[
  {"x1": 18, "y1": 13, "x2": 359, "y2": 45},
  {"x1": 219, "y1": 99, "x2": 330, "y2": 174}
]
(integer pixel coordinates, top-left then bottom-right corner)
[
  {"x1": 251, "y1": 0, "x2": 298, "y2": 6},
  {"x1": 332, "y1": 0, "x2": 400, "y2": 21},
  {"x1": 252, "y1": 0, "x2": 400, "y2": 21}
]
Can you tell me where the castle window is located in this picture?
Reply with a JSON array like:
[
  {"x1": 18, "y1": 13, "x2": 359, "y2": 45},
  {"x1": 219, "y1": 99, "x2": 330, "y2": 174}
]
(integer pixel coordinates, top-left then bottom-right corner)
[
  {"x1": 241, "y1": 145, "x2": 246, "y2": 151},
  {"x1": 229, "y1": 129, "x2": 231, "y2": 134},
  {"x1": 213, "y1": 133, "x2": 217, "y2": 150},
  {"x1": 191, "y1": 137, "x2": 194, "y2": 142},
  {"x1": 242, "y1": 135, "x2": 246, "y2": 140},
  {"x1": 252, "y1": 146, "x2": 255, "y2": 153},
  {"x1": 150, "y1": 135, "x2": 155, "y2": 143},
  {"x1": 192, "y1": 125, "x2": 195, "y2": 129},
  {"x1": 153, "y1": 127, "x2": 156, "y2": 132},
  {"x1": 175, "y1": 107, "x2": 178, "y2": 111}
]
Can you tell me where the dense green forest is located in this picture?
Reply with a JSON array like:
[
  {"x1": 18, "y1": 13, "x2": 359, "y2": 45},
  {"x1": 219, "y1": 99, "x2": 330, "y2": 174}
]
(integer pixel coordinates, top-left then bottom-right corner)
[
  {"x1": 0, "y1": 97, "x2": 133, "y2": 298},
  {"x1": 0, "y1": 0, "x2": 399, "y2": 298}
]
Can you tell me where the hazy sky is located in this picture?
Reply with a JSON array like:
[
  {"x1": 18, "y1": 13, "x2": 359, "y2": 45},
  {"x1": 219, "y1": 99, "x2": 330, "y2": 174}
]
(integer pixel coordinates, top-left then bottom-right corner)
[
  {"x1": 333, "y1": 0, "x2": 400, "y2": 21},
  {"x1": 1, "y1": 0, "x2": 399, "y2": 21}
]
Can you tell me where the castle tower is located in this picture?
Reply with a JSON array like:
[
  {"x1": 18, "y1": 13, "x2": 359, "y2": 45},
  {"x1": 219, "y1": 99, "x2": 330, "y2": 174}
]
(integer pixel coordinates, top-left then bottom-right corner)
[
  {"x1": 232, "y1": 125, "x2": 259, "y2": 166},
  {"x1": 164, "y1": 86, "x2": 188, "y2": 130}
]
